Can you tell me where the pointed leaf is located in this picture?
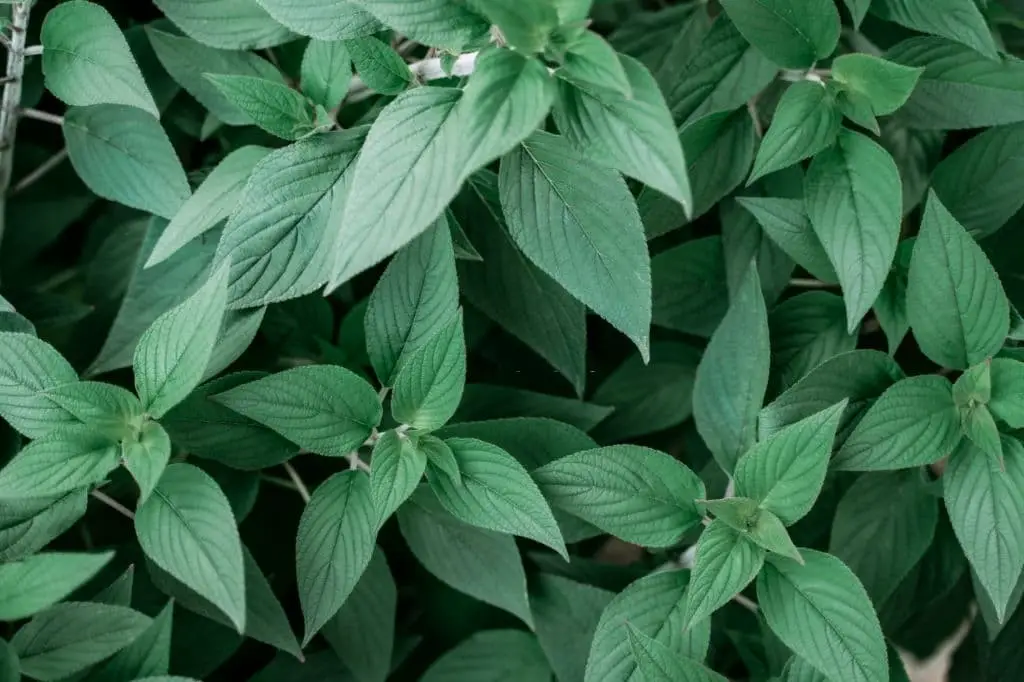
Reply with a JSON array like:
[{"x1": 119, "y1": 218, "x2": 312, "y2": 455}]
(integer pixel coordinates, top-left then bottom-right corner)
[
  {"x1": 559, "y1": 30, "x2": 631, "y2": 97},
  {"x1": 0, "y1": 430, "x2": 119, "y2": 499},
  {"x1": 82, "y1": 601, "x2": 173, "y2": 682},
  {"x1": 300, "y1": 40, "x2": 353, "y2": 110},
  {"x1": 205, "y1": 75, "x2": 317, "y2": 140},
  {"x1": 626, "y1": 625, "x2": 729, "y2": 682},
  {"x1": 346, "y1": 36, "x2": 413, "y2": 95},
  {"x1": 682, "y1": 520, "x2": 765, "y2": 628},
  {"x1": 831, "y1": 54, "x2": 923, "y2": 117},
  {"x1": 391, "y1": 310, "x2": 466, "y2": 431},
  {"x1": 0, "y1": 332, "x2": 79, "y2": 438},
  {"x1": 750, "y1": 81, "x2": 840, "y2": 184},
  {"x1": 872, "y1": 0, "x2": 998, "y2": 59},
  {"x1": 369, "y1": 431, "x2": 426, "y2": 528},
  {"x1": 0, "y1": 551, "x2": 113, "y2": 621},
  {"x1": 719, "y1": 0, "x2": 840, "y2": 69},
  {"x1": 123, "y1": 421, "x2": 172, "y2": 504},
  {"x1": 736, "y1": 196, "x2": 838, "y2": 284}
]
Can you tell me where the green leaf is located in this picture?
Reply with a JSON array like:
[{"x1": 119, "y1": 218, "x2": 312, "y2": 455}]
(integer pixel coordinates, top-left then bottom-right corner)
[
  {"x1": 0, "y1": 640, "x2": 16, "y2": 682},
  {"x1": 626, "y1": 625, "x2": 729, "y2": 682},
  {"x1": 750, "y1": 82, "x2": 840, "y2": 184},
  {"x1": 135, "y1": 463, "x2": 245, "y2": 633},
  {"x1": 452, "y1": 173, "x2": 587, "y2": 393},
  {"x1": 205, "y1": 75, "x2": 317, "y2": 140},
  {"x1": 554, "y1": 54, "x2": 690, "y2": 210},
  {"x1": 146, "y1": 146, "x2": 270, "y2": 267},
  {"x1": 559, "y1": 30, "x2": 631, "y2": 97},
  {"x1": 0, "y1": 491, "x2": 88, "y2": 563},
  {"x1": 429, "y1": 437, "x2": 566, "y2": 558},
  {"x1": 931, "y1": 122, "x2": 1024, "y2": 240},
  {"x1": 805, "y1": 129, "x2": 902, "y2": 333},
  {"x1": 748, "y1": 509, "x2": 804, "y2": 563},
  {"x1": 833, "y1": 375, "x2": 962, "y2": 471},
  {"x1": 829, "y1": 471, "x2": 938, "y2": 604},
  {"x1": 954, "y1": 361, "x2": 993, "y2": 408},
  {"x1": 721, "y1": 197, "x2": 795, "y2": 306},
  {"x1": 369, "y1": 431, "x2": 426, "y2": 527},
  {"x1": 0, "y1": 332, "x2": 78, "y2": 438},
  {"x1": 365, "y1": 217, "x2": 458, "y2": 387},
  {"x1": 82, "y1": 600, "x2": 172, "y2": 682},
  {"x1": 693, "y1": 263, "x2": 771, "y2": 474},
  {"x1": 553, "y1": 0, "x2": 590, "y2": 23},
  {"x1": 872, "y1": 0, "x2": 998, "y2": 59},
  {"x1": 133, "y1": 262, "x2": 230, "y2": 418},
  {"x1": 906, "y1": 191, "x2": 1009, "y2": 369},
  {"x1": 42, "y1": 381, "x2": 133, "y2": 440},
  {"x1": 346, "y1": 36, "x2": 413, "y2": 95},
  {"x1": 419, "y1": 434, "x2": 461, "y2": 484},
  {"x1": 300, "y1": 40, "x2": 352, "y2": 110},
  {"x1": 770, "y1": 291, "x2": 857, "y2": 388},
  {"x1": 499, "y1": 131, "x2": 652, "y2": 357},
  {"x1": 42, "y1": 1, "x2": 157, "y2": 116},
  {"x1": 153, "y1": 0, "x2": 294, "y2": 50},
  {"x1": 674, "y1": 108, "x2": 756, "y2": 223},
  {"x1": 397, "y1": 488, "x2": 533, "y2": 627},
  {"x1": 650, "y1": 237, "x2": 728, "y2": 337},
  {"x1": 349, "y1": 0, "x2": 489, "y2": 50},
  {"x1": 468, "y1": 0, "x2": 557, "y2": 53},
  {"x1": 874, "y1": 238, "x2": 914, "y2": 354},
  {"x1": 734, "y1": 401, "x2": 846, "y2": 525},
  {"x1": 0, "y1": 430, "x2": 119, "y2": 499},
  {"x1": 682, "y1": 520, "x2": 765, "y2": 628},
  {"x1": 459, "y1": 48, "x2": 556, "y2": 172},
  {"x1": 887, "y1": 37, "x2": 1024, "y2": 129},
  {"x1": 391, "y1": 310, "x2": 466, "y2": 431},
  {"x1": 736, "y1": 196, "x2": 838, "y2": 284},
  {"x1": 533, "y1": 445, "x2": 705, "y2": 547},
  {"x1": 212, "y1": 365, "x2": 382, "y2": 457},
  {"x1": 585, "y1": 570, "x2": 711, "y2": 682},
  {"x1": 12, "y1": 603, "x2": 151, "y2": 681},
  {"x1": 123, "y1": 421, "x2": 171, "y2": 504},
  {"x1": 831, "y1": 54, "x2": 923, "y2": 117},
  {"x1": 330, "y1": 88, "x2": 467, "y2": 289},
  {"x1": 321, "y1": 546, "x2": 395, "y2": 682},
  {"x1": 146, "y1": 28, "x2": 283, "y2": 126},
  {"x1": 422, "y1": 630, "x2": 552, "y2": 682},
  {"x1": 719, "y1": 0, "x2": 840, "y2": 69},
  {"x1": 779, "y1": 655, "x2": 829, "y2": 682},
  {"x1": 63, "y1": 104, "x2": 191, "y2": 220},
  {"x1": 990, "y1": 358, "x2": 1024, "y2": 428},
  {"x1": 945, "y1": 437, "x2": 1024, "y2": 620},
  {"x1": 214, "y1": 127, "x2": 366, "y2": 307},
  {"x1": 531, "y1": 573, "x2": 613, "y2": 682},
  {"x1": 256, "y1": 0, "x2": 381, "y2": 40},
  {"x1": 296, "y1": 470, "x2": 376, "y2": 644},
  {"x1": 757, "y1": 550, "x2": 888, "y2": 682},
  {"x1": 0, "y1": 551, "x2": 113, "y2": 621}
]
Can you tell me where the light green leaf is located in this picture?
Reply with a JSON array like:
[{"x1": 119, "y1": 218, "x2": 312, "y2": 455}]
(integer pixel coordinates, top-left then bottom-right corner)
[
  {"x1": 888, "y1": 37, "x2": 1024, "y2": 129},
  {"x1": 459, "y1": 48, "x2": 556, "y2": 172},
  {"x1": 82, "y1": 601, "x2": 172, "y2": 682},
  {"x1": 832, "y1": 375, "x2": 962, "y2": 470},
  {"x1": 365, "y1": 217, "x2": 458, "y2": 386},
  {"x1": 872, "y1": 0, "x2": 998, "y2": 59},
  {"x1": 135, "y1": 463, "x2": 245, "y2": 633},
  {"x1": 748, "y1": 509, "x2": 804, "y2": 563},
  {"x1": 736, "y1": 196, "x2": 838, "y2": 284},
  {"x1": 349, "y1": 0, "x2": 490, "y2": 50},
  {"x1": 12, "y1": 603, "x2": 151, "y2": 681},
  {"x1": 296, "y1": 471, "x2": 376, "y2": 644},
  {"x1": 0, "y1": 551, "x2": 113, "y2": 621},
  {"x1": 554, "y1": 54, "x2": 690, "y2": 210},
  {"x1": 300, "y1": 40, "x2": 352, "y2": 110},
  {"x1": 734, "y1": 401, "x2": 846, "y2": 525},
  {"x1": 63, "y1": 104, "x2": 191, "y2": 220},
  {"x1": 829, "y1": 471, "x2": 938, "y2": 604},
  {"x1": 0, "y1": 492, "x2": 88, "y2": 563},
  {"x1": 429, "y1": 437, "x2": 566, "y2": 558},
  {"x1": 553, "y1": 0, "x2": 591, "y2": 23},
  {"x1": 153, "y1": 0, "x2": 294, "y2": 50},
  {"x1": 499, "y1": 131, "x2": 651, "y2": 358},
  {"x1": 831, "y1": 54, "x2": 923, "y2": 117},
  {"x1": 906, "y1": 191, "x2": 1009, "y2": 369},
  {"x1": 531, "y1": 573, "x2": 613, "y2": 682},
  {"x1": 750, "y1": 82, "x2": 840, "y2": 184},
  {"x1": 205, "y1": 74, "x2": 317, "y2": 140},
  {"x1": 133, "y1": 262, "x2": 230, "y2": 418},
  {"x1": 533, "y1": 445, "x2": 705, "y2": 547},
  {"x1": 682, "y1": 520, "x2": 765, "y2": 628},
  {"x1": 779, "y1": 655, "x2": 829, "y2": 682},
  {"x1": 990, "y1": 358, "x2": 1024, "y2": 428},
  {"x1": 626, "y1": 626, "x2": 729, "y2": 682},
  {"x1": 0, "y1": 332, "x2": 78, "y2": 438},
  {"x1": 422, "y1": 630, "x2": 552, "y2": 682},
  {"x1": 559, "y1": 30, "x2": 631, "y2": 97},
  {"x1": 398, "y1": 488, "x2": 533, "y2": 627},
  {"x1": 805, "y1": 129, "x2": 902, "y2": 333},
  {"x1": 770, "y1": 291, "x2": 857, "y2": 388},
  {"x1": 213, "y1": 365, "x2": 381, "y2": 457},
  {"x1": 757, "y1": 550, "x2": 888, "y2": 682},
  {"x1": 256, "y1": 0, "x2": 382, "y2": 40},
  {"x1": 954, "y1": 361, "x2": 993, "y2": 408},
  {"x1": 330, "y1": 88, "x2": 466, "y2": 289},
  {"x1": 42, "y1": 1, "x2": 157, "y2": 116},
  {"x1": 693, "y1": 263, "x2": 771, "y2": 474},
  {"x1": 585, "y1": 570, "x2": 711, "y2": 682},
  {"x1": 650, "y1": 237, "x2": 728, "y2": 337},
  {"x1": 147, "y1": 146, "x2": 270, "y2": 267},
  {"x1": 391, "y1": 310, "x2": 466, "y2": 431},
  {"x1": 214, "y1": 128, "x2": 366, "y2": 307},
  {"x1": 346, "y1": 36, "x2": 413, "y2": 95},
  {"x1": 947, "y1": 437, "x2": 1024, "y2": 622},
  {"x1": 123, "y1": 421, "x2": 172, "y2": 504},
  {"x1": 719, "y1": 0, "x2": 840, "y2": 69},
  {"x1": 0, "y1": 430, "x2": 119, "y2": 499},
  {"x1": 843, "y1": 0, "x2": 872, "y2": 27},
  {"x1": 467, "y1": 0, "x2": 557, "y2": 53},
  {"x1": 419, "y1": 434, "x2": 460, "y2": 484},
  {"x1": 369, "y1": 431, "x2": 426, "y2": 528}
]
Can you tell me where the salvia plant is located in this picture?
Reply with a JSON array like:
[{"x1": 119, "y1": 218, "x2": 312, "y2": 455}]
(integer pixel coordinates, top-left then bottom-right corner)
[{"x1": 0, "y1": 0, "x2": 1023, "y2": 680}]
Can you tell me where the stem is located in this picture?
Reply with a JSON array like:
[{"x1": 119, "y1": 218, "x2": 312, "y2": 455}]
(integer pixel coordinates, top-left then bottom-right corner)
[
  {"x1": 733, "y1": 593, "x2": 759, "y2": 612},
  {"x1": 23, "y1": 45, "x2": 41, "y2": 57},
  {"x1": 11, "y1": 147, "x2": 67, "y2": 194},
  {"x1": 789, "y1": 277, "x2": 835, "y2": 289},
  {"x1": 91, "y1": 490, "x2": 135, "y2": 520},
  {"x1": 346, "y1": 51, "x2": 479, "y2": 103},
  {"x1": 20, "y1": 108, "x2": 63, "y2": 125},
  {"x1": 347, "y1": 453, "x2": 371, "y2": 473},
  {"x1": 282, "y1": 461, "x2": 311, "y2": 503},
  {"x1": 0, "y1": 1, "x2": 32, "y2": 261}
]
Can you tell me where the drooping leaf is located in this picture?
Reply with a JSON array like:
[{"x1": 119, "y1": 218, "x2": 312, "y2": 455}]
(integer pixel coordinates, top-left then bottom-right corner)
[
  {"x1": 0, "y1": 551, "x2": 113, "y2": 621},
  {"x1": 749, "y1": 81, "x2": 840, "y2": 184},
  {"x1": 718, "y1": 0, "x2": 840, "y2": 69}
]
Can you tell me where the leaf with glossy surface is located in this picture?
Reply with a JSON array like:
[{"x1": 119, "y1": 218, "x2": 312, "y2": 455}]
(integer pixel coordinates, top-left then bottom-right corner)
[
  {"x1": 153, "y1": 0, "x2": 294, "y2": 50},
  {"x1": 750, "y1": 82, "x2": 840, "y2": 184},
  {"x1": 64, "y1": 104, "x2": 191, "y2": 220},
  {"x1": 135, "y1": 463, "x2": 245, "y2": 633},
  {"x1": 257, "y1": 0, "x2": 381, "y2": 40},
  {"x1": 682, "y1": 520, "x2": 764, "y2": 627},
  {"x1": 0, "y1": 430, "x2": 119, "y2": 499},
  {"x1": 907, "y1": 191, "x2": 1008, "y2": 369},
  {"x1": 0, "y1": 332, "x2": 78, "y2": 438},
  {"x1": 0, "y1": 551, "x2": 113, "y2": 621},
  {"x1": 369, "y1": 431, "x2": 426, "y2": 528},
  {"x1": 719, "y1": 0, "x2": 840, "y2": 69},
  {"x1": 391, "y1": 310, "x2": 466, "y2": 431}
]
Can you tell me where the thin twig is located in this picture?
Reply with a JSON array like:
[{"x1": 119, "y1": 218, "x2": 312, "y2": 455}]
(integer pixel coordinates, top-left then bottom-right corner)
[
  {"x1": 11, "y1": 147, "x2": 67, "y2": 194},
  {"x1": 0, "y1": 1, "x2": 32, "y2": 260},
  {"x1": 0, "y1": 34, "x2": 10, "y2": 52},
  {"x1": 260, "y1": 474, "x2": 301, "y2": 493},
  {"x1": 19, "y1": 108, "x2": 63, "y2": 125},
  {"x1": 22, "y1": 44, "x2": 41, "y2": 57},
  {"x1": 789, "y1": 277, "x2": 835, "y2": 289},
  {"x1": 91, "y1": 490, "x2": 135, "y2": 520},
  {"x1": 733, "y1": 593, "x2": 759, "y2": 612},
  {"x1": 282, "y1": 461, "x2": 311, "y2": 503},
  {"x1": 347, "y1": 453, "x2": 371, "y2": 473}
]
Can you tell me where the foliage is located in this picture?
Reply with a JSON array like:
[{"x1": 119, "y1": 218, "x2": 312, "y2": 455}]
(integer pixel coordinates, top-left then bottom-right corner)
[{"x1": 1, "y1": 0, "x2": 1024, "y2": 680}]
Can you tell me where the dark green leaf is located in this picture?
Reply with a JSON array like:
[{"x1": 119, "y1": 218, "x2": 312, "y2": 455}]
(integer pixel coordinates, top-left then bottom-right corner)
[
  {"x1": 750, "y1": 81, "x2": 840, "y2": 184},
  {"x1": 682, "y1": 520, "x2": 765, "y2": 628},
  {"x1": 422, "y1": 630, "x2": 552, "y2": 682}
]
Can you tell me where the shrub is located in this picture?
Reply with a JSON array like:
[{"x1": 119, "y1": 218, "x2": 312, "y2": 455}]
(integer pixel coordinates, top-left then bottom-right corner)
[{"x1": 0, "y1": 0, "x2": 1020, "y2": 680}]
